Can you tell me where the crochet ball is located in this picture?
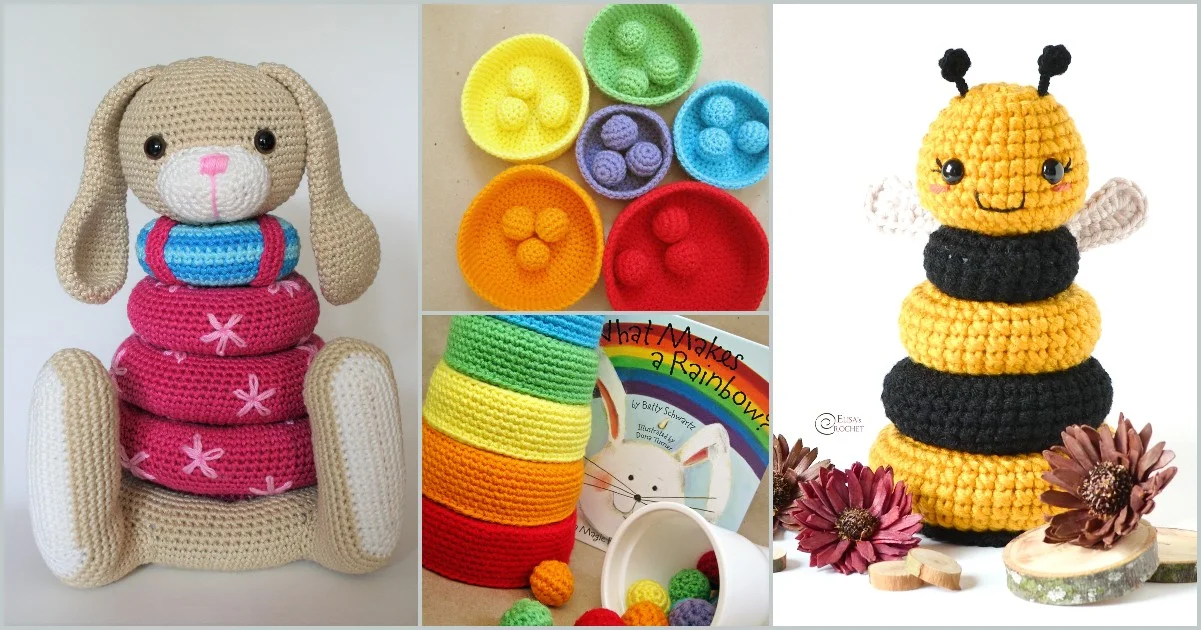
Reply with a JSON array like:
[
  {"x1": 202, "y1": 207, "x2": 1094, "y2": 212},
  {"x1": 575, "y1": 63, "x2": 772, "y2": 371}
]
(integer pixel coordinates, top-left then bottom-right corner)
[
  {"x1": 501, "y1": 206, "x2": 536, "y2": 241},
  {"x1": 652, "y1": 206, "x2": 690, "y2": 243},
  {"x1": 497, "y1": 97, "x2": 530, "y2": 131},
  {"x1": 614, "y1": 20, "x2": 648, "y2": 55},
  {"x1": 615, "y1": 249, "x2": 651, "y2": 287},
  {"x1": 530, "y1": 559, "x2": 574, "y2": 607},
  {"x1": 626, "y1": 141, "x2": 663, "y2": 178},
  {"x1": 668, "y1": 569, "x2": 711, "y2": 603},
  {"x1": 664, "y1": 241, "x2": 702, "y2": 278},
  {"x1": 735, "y1": 120, "x2": 769, "y2": 155},
  {"x1": 516, "y1": 238, "x2": 551, "y2": 272},
  {"x1": 696, "y1": 550, "x2": 719, "y2": 588},
  {"x1": 499, "y1": 599, "x2": 553, "y2": 626},
  {"x1": 509, "y1": 66, "x2": 538, "y2": 99},
  {"x1": 697, "y1": 127, "x2": 731, "y2": 159},
  {"x1": 646, "y1": 54, "x2": 680, "y2": 87},
  {"x1": 622, "y1": 601, "x2": 668, "y2": 626},
  {"x1": 601, "y1": 114, "x2": 639, "y2": 151},
  {"x1": 592, "y1": 150, "x2": 629, "y2": 187},
  {"x1": 574, "y1": 608, "x2": 625, "y2": 626},
  {"x1": 535, "y1": 208, "x2": 570, "y2": 243},
  {"x1": 700, "y1": 95, "x2": 736, "y2": 128},
  {"x1": 538, "y1": 93, "x2": 569, "y2": 129},
  {"x1": 615, "y1": 66, "x2": 650, "y2": 97},
  {"x1": 668, "y1": 598, "x2": 715, "y2": 626},
  {"x1": 626, "y1": 579, "x2": 670, "y2": 612}
]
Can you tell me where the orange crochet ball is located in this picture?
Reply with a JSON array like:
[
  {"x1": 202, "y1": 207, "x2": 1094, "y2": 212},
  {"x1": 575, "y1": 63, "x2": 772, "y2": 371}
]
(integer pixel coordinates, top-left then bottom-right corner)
[
  {"x1": 621, "y1": 601, "x2": 668, "y2": 626},
  {"x1": 530, "y1": 559, "x2": 574, "y2": 607}
]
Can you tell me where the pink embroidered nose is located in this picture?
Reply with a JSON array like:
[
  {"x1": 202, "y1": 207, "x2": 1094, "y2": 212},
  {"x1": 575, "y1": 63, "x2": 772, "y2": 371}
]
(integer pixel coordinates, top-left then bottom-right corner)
[{"x1": 199, "y1": 153, "x2": 230, "y2": 176}]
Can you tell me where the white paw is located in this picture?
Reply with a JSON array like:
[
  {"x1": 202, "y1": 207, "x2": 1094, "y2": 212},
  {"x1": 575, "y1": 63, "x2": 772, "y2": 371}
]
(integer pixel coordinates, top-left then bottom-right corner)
[{"x1": 28, "y1": 361, "x2": 86, "y2": 580}]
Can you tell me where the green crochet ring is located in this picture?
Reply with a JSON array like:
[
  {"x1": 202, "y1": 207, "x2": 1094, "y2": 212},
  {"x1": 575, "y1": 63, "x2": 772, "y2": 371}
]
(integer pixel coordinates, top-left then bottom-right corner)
[{"x1": 583, "y1": 4, "x2": 703, "y2": 107}]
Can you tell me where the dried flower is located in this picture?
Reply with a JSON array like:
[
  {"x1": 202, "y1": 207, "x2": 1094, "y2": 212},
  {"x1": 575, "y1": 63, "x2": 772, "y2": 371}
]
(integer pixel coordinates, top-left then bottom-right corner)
[
  {"x1": 786, "y1": 463, "x2": 922, "y2": 575},
  {"x1": 772, "y1": 434, "x2": 831, "y2": 531},
  {"x1": 1041, "y1": 414, "x2": 1177, "y2": 549}
]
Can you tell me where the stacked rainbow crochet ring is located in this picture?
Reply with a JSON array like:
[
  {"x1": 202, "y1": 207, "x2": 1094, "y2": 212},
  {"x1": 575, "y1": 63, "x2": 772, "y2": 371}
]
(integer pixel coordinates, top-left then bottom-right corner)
[
  {"x1": 112, "y1": 216, "x2": 322, "y2": 499},
  {"x1": 421, "y1": 315, "x2": 603, "y2": 588}
]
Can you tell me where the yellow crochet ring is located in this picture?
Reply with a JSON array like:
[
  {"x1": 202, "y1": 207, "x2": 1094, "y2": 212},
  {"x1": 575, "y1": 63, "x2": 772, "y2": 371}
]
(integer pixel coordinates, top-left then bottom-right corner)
[
  {"x1": 461, "y1": 34, "x2": 590, "y2": 163},
  {"x1": 423, "y1": 360, "x2": 591, "y2": 462},
  {"x1": 457, "y1": 165, "x2": 603, "y2": 310},
  {"x1": 869, "y1": 424, "x2": 1056, "y2": 534},
  {"x1": 899, "y1": 281, "x2": 1100, "y2": 375}
]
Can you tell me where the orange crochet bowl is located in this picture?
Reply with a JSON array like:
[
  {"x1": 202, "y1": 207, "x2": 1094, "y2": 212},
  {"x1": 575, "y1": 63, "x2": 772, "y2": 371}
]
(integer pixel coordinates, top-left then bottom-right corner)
[{"x1": 457, "y1": 165, "x2": 603, "y2": 310}]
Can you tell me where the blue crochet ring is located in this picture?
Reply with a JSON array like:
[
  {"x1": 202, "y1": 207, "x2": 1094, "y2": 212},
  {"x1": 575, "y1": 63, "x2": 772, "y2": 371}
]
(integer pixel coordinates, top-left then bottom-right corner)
[
  {"x1": 674, "y1": 81, "x2": 770, "y2": 190},
  {"x1": 492, "y1": 315, "x2": 606, "y2": 348},
  {"x1": 136, "y1": 217, "x2": 300, "y2": 287}
]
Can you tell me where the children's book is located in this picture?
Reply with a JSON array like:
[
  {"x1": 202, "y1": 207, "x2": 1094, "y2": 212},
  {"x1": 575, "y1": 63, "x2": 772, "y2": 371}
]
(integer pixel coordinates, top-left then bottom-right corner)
[{"x1": 577, "y1": 316, "x2": 770, "y2": 551}]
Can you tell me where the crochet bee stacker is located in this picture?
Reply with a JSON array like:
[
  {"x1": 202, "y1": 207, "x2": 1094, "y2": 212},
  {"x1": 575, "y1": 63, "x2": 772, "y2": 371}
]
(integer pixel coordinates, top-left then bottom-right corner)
[
  {"x1": 29, "y1": 58, "x2": 404, "y2": 587},
  {"x1": 866, "y1": 46, "x2": 1148, "y2": 546}
]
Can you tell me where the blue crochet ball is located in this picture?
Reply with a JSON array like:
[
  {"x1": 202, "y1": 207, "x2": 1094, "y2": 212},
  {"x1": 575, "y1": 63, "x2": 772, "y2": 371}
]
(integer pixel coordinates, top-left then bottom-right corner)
[
  {"x1": 700, "y1": 95, "x2": 736, "y2": 128},
  {"x1": 601, "y1": 114, "x2": 639, "y2": 151},
  {"x1": 735, "y1": 120, "x2": 769, "y2": 155},
  {"x1": 591, "y1": 150, "x2": 628, "y2": 186},
  {"x1": 626, "y1": 141, "x2": 663, "y2": 177},
  {"x1": 697, "y1": 127, "x2": 731, "y2": 160},
  {"x1": 669, "y1": 598, "x2": 715, "y2": 626}
]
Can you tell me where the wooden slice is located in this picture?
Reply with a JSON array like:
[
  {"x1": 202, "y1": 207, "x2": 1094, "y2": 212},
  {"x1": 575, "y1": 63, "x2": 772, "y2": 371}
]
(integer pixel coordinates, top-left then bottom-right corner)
[
  {"x1": 904, "y1": 548, "x2": 961, "y2": 590},
  {"x1": 1003, "y1": 519, "x2": 1158, "y2": 605},
  {"x1": 1150, "y1": 527, "x2": 1197, "y2": 583},
  {"x1": 869, "y1": 560, "x2": 924, "y2": 591},
  {"x1": 772, "y1": 544, "x2": 787, "y2": 572}
]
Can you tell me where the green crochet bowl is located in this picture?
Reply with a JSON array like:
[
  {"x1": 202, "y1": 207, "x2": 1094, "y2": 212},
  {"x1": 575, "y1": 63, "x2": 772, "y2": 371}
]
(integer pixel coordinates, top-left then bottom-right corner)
[{"x1": 583, "y1": 4, "x2": 703, "y2": 107}]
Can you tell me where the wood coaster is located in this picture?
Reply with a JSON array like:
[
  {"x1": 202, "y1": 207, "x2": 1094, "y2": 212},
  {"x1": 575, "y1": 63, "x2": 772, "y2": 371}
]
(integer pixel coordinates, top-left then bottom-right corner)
[
  {"x1": 1150, "y1": 527, "x2": 1197, "y2": 583},
  {"x1": 772, "y1": 544, "x2": 787, "y2": 572},
  {"x1": 904, "y1": 548, "x2": 961, "y2": 590},
  {"x1": 1003, "y1": 519, "x2": 1158, "y2": 605},
  {"x1": 868, "y1": 560, "x2": 924, "y2": 591}
]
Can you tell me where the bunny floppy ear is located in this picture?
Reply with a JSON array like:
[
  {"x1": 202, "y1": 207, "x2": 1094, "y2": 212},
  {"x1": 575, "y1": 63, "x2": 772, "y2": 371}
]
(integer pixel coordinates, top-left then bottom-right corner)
[
  {"x1": 677, "y1": 424, "x2": 732, "y2": 520},
  {"x1": 56, "y1": 66, "x2": 159, "y2": 304},
  {"x1": 594, "y1": 352, "x2": 627, "y2": 443},
  {"x1": 258, "y1": 63, "x2": 380, "y2": 305}
]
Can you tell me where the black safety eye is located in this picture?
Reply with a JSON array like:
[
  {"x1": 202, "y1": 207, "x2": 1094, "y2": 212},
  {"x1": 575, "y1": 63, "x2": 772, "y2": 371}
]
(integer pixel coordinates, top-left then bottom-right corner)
[
  {"x1": 143, "y1": 135, "x2": 166, "y2": 160},
  {"x1": 651, "y1": 485, "x2": 658, "y2": 491},
  {"x1": 938, "y1": 158, "x2": 964, "y2": 185},
  {"x1": 628, "y1": 475, "x2": 634, "y2": 481},
  {"x1": 254, "y1": 129, "x2": 276, "y2": 154},
  {"x1": 1042, "y1": 158, "x2": 1066, "y2": 184}
]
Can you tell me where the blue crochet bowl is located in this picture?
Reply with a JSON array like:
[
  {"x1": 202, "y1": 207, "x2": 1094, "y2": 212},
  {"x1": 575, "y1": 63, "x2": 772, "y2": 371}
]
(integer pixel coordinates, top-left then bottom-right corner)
[
  {"x1": 673, "y1": 81, "x2": 770, "y2": 190},
  {"x1": 576, "y1": 104, "x2": 673, "y2": 200}
]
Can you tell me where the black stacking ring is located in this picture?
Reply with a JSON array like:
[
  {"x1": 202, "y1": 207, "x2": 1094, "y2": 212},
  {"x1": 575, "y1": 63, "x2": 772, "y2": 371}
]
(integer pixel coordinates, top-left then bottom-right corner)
[
  {"x1": 920, "y1": 523, "x2": 1020, "y2": 547},
  {"x1": 924, "y1": 226, "x2": 1080, "y2": 303}
]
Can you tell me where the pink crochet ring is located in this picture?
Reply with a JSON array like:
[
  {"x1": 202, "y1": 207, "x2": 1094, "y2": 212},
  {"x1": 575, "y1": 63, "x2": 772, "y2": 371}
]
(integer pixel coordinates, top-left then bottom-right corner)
[
  {"x1": 118, "y1": 403, "x2": 316, "y2": 498},
  {"x1": 111, "y1": 334, "x2": 323, "y2": 425},
  {"x1": 127, "y1": 273, "x2": 320, "y2": 357}
]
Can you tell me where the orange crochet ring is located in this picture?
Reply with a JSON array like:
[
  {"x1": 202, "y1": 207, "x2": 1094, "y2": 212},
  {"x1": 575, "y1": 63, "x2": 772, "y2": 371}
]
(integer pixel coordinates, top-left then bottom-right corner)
[{"x1": 457, "y1": 165, "x2": 603, "y2": 310}]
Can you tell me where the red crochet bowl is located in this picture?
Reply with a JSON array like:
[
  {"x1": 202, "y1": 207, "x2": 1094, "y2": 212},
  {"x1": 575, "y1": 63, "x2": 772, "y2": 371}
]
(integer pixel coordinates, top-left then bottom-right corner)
[{"x1": 602, "y1": 182, "x2": 768, "y2": 310}]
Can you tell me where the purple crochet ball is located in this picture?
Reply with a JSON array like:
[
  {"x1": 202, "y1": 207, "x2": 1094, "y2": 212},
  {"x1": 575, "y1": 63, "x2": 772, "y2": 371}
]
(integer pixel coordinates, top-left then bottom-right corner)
[
  {"x1": 626, "y1": 141, "x2": 663, "y2": 177},
  {"x1": 601, "y1": 114, "x2": 639, "y2": 151},
  {"x1": 669, "y1": 598, "x2": 715, "y2": 626},
  {"x1": 591, "y1": 150, "x2": 628, "y2": 187}
]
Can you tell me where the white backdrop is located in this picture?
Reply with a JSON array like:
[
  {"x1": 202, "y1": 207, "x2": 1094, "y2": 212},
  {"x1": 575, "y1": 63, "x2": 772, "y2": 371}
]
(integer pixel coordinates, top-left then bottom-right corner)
[
  {"x1": 2, "y1": 4, "x2": 419, "y2": 625},
  {"x1": 773, "y1": 4, "x2": 1197, "y2": 626}
]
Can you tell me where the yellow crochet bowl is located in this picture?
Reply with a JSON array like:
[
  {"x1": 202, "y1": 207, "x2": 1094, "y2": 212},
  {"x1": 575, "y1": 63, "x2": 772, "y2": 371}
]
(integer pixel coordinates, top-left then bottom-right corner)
[
  {"x1": 461, "y1": 34, "x2": 590, "y2": 164},
  {"x1": 457, "y1": 165, "x2": 603, "y2": 310}
]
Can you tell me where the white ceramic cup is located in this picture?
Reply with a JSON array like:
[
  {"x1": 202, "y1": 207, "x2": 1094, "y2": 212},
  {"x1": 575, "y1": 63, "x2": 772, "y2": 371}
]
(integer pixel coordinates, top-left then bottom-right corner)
[{"x1": 600, "y1": 502, "x2": 770, "y2": 626}]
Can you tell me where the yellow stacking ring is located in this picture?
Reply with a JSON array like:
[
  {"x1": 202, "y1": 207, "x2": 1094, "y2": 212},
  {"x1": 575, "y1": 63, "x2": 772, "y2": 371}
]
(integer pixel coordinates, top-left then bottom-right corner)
[
  {"x1": 423, "y1": 360, "x2": 591, "y2": 462},
  {"x1": 899, "y1": 281, "x2": 1100, "y2": 375},
  {"x1": 869, "y1": 424, "x2": 1057, "y2": 534}
]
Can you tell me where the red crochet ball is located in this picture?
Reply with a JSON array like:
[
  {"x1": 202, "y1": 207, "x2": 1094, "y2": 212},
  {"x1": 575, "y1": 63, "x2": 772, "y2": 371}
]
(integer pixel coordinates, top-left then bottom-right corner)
[
  {"x1": 697, "y1": 550, "x2": 719, "y2": 588},
  {"x1": 574, "y1": 608, "x2": 625, "y2": 626}
]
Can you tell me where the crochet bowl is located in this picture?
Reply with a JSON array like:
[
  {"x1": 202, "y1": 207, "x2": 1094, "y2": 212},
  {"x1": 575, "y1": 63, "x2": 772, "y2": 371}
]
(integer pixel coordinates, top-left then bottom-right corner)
[
  {"x1": 583, "y1": 4, "x2": 702, "y2": 106},
  {"x1": 461, "y1": 34, "x2": 590, "y2": 164},
  {"x1": 602, "y1": 181, "x2": 768, "y2": 310},
  {"x1": 457, "y1": 165, "x2": 603, "y2": 310},
  {"x1": 576, "y1": 105, "x2": 673, "y2": 200},
  {"x1": 674, "y1": 81, "x2": 770, "y2": 189}
]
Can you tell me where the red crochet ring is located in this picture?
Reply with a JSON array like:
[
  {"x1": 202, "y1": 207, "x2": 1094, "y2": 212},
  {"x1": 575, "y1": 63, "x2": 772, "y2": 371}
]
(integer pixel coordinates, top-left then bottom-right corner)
[
  {"x1": 127, "y1": 273, "x2": 320, "y2": 357},
  {"x1": 421, "y1": 497, "x2": 576, "y2": 588},
  {"x1": 118, "y1": 403, "x2": 315, "y2": 498},
  {"x1": 111, "y1": 334, "x2": 322, "y2": 425},
  {"x1": 603, "y1": 181, "x2": 769, "y2": 310}
]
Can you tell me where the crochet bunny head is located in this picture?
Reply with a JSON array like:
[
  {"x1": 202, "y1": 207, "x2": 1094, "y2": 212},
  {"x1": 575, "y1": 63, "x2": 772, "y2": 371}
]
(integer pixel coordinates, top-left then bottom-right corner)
[
  {"x1": 57, "y1": 56, "x2": 379, "y2": 305},
  {"x1": 917, "y1": 46, "x2": 1089, "y2": 236}
]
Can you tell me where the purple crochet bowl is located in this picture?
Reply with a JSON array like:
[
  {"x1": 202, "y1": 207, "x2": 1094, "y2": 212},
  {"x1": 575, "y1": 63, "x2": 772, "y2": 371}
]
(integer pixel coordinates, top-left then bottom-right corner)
[{"x1": 575, "y1": 104, "x2": 673, "y2": 200}]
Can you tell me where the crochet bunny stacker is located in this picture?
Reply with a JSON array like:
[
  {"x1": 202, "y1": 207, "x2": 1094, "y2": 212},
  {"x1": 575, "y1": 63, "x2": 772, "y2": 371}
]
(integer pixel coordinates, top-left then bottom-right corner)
[{"x1": 30, "y1": 57, "x2": 404, "y2": 587}]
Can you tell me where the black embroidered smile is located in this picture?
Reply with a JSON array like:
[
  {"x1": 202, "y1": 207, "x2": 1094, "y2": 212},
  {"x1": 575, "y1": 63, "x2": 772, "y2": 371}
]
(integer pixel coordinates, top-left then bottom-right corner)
[{"x1": 975, "y1": 191, "x2": 1026, "y2": 213}]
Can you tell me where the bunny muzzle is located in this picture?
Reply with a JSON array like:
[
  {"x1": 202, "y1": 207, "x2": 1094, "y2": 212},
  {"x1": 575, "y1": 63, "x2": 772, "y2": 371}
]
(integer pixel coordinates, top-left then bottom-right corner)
[{"x1": 157, "y1": 145, "x2": 271, "y2": 223}]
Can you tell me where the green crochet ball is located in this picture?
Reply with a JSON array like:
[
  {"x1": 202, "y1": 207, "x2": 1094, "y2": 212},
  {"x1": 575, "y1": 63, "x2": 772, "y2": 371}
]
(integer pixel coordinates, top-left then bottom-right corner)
[
  {"x1": 669, "y1": 568, "x2": 711, "y2": 603},
  {"x1": 499, "y1": 599, "x2": 553, "y2": 626}
]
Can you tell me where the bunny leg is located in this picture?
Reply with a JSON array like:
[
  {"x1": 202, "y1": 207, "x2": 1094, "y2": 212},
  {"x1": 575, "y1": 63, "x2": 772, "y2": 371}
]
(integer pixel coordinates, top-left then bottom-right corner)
[
  {"x1": 304, "y1": 338, "x2": 404, "y2": 573},
  {"x1": 28, "y1": 349, "x2": 136, "y2": 587}
]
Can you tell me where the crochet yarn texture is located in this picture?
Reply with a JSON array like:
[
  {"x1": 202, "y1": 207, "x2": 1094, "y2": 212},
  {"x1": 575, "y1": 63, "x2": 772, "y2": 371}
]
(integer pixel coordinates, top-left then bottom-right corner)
[
  {"x1": 673, "y1": 81, "x2": 770, "y2": 190},
  {"x1": 136, "y1": 215, "x2": 300, "y2": 287},
  {"x1": 530, "y1": 559, "x2": 574, "y2": 607},
  {"x1": 583, "y1": 4, "x2": 702, "y2": 106},
  {"x1": 576, "y1": 105, "x2": 673, "y2": 200}
]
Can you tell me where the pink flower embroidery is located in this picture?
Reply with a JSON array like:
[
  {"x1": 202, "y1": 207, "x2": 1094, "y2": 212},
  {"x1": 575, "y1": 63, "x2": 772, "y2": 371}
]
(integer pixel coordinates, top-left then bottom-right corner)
[
  {"x1": 233, "y1": 374, "x2": 275, "y2": 417},
  {"x1": 249, "y1": 476, "x2": 293, "y2": 496},
  {"x1": 154, "y1": 281, "x2": 181, "y2": 293},
  {"x1": 162, "y1": 350, "x2": 187, "y2": 363},
  {"x1": 181, "y1": 434, "x2": 223, "y2": 478},
  {"x1": 109, "y1": 347, "x2": 128, "y2": 392},
  {"x1": 296, "y1": 342, "x2": 319, "y2": 366},
  {"x1": 200, "y1": 313, "x2": 247, "y2": 356},
  {"x1": 118, "y1": 446, "x2": 155, "y2": 480},
  {"x1": 268, "y1": 279, "x2": 302, "y2": 298}
]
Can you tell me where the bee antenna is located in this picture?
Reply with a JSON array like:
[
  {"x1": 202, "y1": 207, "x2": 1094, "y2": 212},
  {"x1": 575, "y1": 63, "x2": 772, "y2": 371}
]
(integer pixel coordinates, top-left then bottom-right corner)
[
  {"x1": 1037, "y1": 44, "x2": 1071, "y2": 96},
  {"x1": 939, "y1": 49, "x2": 971, "y2": 96}
]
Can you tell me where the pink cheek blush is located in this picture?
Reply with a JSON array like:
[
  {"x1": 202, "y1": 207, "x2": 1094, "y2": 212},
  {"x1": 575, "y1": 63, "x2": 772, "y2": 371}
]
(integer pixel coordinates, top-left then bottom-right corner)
[
  {"x1": 929, "y1": 183, "x2": 950, "y2": 194},
  {"x1": 1053, "y1": 182, "x2": 1072, "y2": 192}
]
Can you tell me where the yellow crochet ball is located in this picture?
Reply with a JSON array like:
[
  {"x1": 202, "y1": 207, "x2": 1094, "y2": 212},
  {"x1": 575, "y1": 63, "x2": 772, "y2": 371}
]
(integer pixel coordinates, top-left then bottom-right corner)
[
  {"x1": 535, "y1": 208, "x2": 570, "y2": 243},
  {"x1": 529, "y1": 559, "x2": 574, "y2": 607},
  {"x1": 497, "y1": 96, "x2": 530, "y2": 132},
  {"x1": 501, "y1": 206, "x2": 535, "y2": 241},
  {"x1": 509, "y1": 66, "x2": 538, "y2": 99},
  {"x1": 537, "y1": 94, "x2": 569, "y2": 129},
  {"x1": 621, "y1": 601, "x2": 668, "y2": 626},
  {"x1": 626, "y1": 579, "x2": 669, "y2": 613},
  {"x1": 516, "y1": 238, "x2": 551, "y2": 271}
]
